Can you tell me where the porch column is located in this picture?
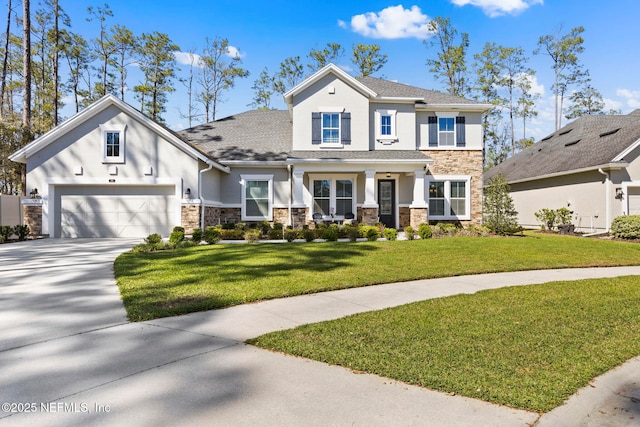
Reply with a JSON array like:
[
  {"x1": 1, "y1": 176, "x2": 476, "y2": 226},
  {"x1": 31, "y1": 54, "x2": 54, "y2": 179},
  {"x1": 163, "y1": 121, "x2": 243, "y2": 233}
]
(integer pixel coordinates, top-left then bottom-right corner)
[
  {"x1": 363, "y1": 169, "x2": 377, "y2": 208},
  {"x1": 410, "y1": 168, "x2": 427, "y2": 208},
  {"x1": 292, "y1": 169, "x2": 305, "y2": 208}
]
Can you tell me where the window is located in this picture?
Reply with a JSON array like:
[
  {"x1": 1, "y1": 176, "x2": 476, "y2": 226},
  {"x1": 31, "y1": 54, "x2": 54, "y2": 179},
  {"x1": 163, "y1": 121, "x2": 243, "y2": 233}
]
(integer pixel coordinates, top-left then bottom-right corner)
[
  {"x1": 311, "y1": 177, "x2": 355, "y2": 217},
  {"x1": 322, "y1": 113, "x2": 340, "y2": 143},
  {"x1": 241, "y1": 175, "x2": 273, "y2": 221},
  {"x1": 375, "y1": 109, "x2": 397, "y2": 143},
  {"x1": 428, "y1": 177, "x2": 470, "y2": 220},
  {"x1": 427, "y1": 115, "x2": 465, "y2": 148},
  {"x1": 439, "y1": 118, "x2": 455, "y2": 146},
  {"x1": 100, "y1": 124, "x2": 126, "y2": 163},
  {"x1": 311, "y1": 111, "x2": 351, "y2": 146}
]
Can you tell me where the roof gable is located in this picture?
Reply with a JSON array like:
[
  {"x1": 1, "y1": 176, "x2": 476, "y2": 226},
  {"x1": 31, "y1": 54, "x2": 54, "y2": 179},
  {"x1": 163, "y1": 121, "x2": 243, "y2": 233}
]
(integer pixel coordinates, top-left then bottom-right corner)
[{"x1": 10, "y1": 95, "x2": 226, "y2": 172}]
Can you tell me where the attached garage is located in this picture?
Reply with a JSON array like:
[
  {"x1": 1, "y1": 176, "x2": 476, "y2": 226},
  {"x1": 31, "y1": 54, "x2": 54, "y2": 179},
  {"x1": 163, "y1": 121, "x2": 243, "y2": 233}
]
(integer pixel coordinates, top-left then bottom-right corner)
[
  {"x1": 628, "y1": 187, "x2": 640, "y2": 216},
  {"x1": 54, "y1": 185, "x2": 178, "y2": 238}
]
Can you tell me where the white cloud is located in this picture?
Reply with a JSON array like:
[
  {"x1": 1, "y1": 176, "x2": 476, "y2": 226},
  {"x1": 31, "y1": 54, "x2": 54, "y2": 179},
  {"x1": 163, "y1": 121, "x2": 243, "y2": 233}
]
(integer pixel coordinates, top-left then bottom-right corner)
[
  {"x1": 604, "y1": 98, "x2": 623, "y2": 112},
  {"x1": 616, "y1": 88, "x2": 640, "y2": 110},
  {"x1": 451, "y1": 0, "x2": 543, "y2": 18},
  {"x1": 173, "y1": 51, "x2": 203, "y2": 67},
  {"x1": 347, "y1": 5, "x2": 434, "y2": 40},
  {"x1": 337, "y1": 19, "x2": 348, "y2": 29},
  {"x1": 226, "y1": 46, "x2": 244, "y2": 59}
]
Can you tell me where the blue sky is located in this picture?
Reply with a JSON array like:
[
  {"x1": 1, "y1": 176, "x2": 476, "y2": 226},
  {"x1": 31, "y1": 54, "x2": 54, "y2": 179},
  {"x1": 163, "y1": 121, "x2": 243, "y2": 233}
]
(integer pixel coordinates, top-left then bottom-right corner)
[{"x1": 55, "y1": 0, "x2": 640, "y2": 139}]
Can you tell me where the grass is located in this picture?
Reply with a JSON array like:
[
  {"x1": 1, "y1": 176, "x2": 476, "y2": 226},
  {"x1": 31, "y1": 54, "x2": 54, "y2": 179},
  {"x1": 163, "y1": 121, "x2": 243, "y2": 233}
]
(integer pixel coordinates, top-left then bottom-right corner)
[
  {"x1": 248, "y1": 276, "x2": 640, "y2": 413},
  {"x1": 114, "y1": 233, "x2": 640, "y2": 321}
]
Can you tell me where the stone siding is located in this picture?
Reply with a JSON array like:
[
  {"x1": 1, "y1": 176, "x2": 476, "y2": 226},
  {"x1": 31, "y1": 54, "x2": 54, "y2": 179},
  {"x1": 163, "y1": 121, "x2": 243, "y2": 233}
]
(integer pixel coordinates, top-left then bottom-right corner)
[
  {"x1": 399, "y1": 207, "x2": 410, "y2": 229},
  {"x1": 23, "y1": 205, "x2": 43, "y2": 236},
  {"x1": 203, "y1": 206, "x2": 221, "y2": 228},
  {"x1": 422, "y1": 150, "x2": 483, "y2": 225},
  {"x1": 181, "y1": 205, "x2": 200, "y2": 234},
  {"x1": 360, "y1": 207, "x2": 378, "y2": 225},
  {"x1": 273, "y1": 208, "x2": 288, "y2": 225},
  {"x1": 291, "y1": 208, "x2": 308, "y2": 228},
  {"x1": 219, "y1": 208, "x2": 241, "y2": 225},
  {"x1": 410, "y1": 207, "x2": 428, "y2": 228}
]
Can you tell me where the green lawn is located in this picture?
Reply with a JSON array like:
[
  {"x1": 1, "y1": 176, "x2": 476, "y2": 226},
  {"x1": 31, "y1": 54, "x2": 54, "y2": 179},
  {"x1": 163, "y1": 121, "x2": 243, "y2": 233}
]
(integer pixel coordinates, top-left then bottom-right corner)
[
  {"x1": 248, "y1": 276, "x2": 640, "y2": 413},
  {"x1": 114, "y1": 233, "x2": 640, "y2": 321}
]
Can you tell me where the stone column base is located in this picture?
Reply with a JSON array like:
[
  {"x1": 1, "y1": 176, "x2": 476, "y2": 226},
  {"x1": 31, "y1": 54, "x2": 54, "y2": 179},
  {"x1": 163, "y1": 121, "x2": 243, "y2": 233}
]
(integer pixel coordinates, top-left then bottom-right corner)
[
  {"x1": 23, "y1": 204, "x2": 43, "y2": 236},
  {"x1": 181, "y1": 204, "x2": 200, "y2": 234},
  {"x1": 410, "y1": 207, "x2": 428, "y2": 229},
  {"x1": 291, "y1": 208, "x2": 307, "y2": 228},
  {"x1": 360, "y1": 207, "x2": 378, "y2": 225}
]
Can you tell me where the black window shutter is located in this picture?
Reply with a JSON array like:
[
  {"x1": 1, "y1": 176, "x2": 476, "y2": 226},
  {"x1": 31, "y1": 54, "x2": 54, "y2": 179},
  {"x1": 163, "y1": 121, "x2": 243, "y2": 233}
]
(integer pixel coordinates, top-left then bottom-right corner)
[
  {"x1": 311, "y1": 112, "x2": 321, "y2": 144},
  {"x1": 341, "y1": 112, "x2": 351, "y2": 144},
  {"x1": 456, "y1": 116, "x2": 466, "y2": 147},
  {"x1": 428, "y1": 116, "x2": 438, "y2": 147}
]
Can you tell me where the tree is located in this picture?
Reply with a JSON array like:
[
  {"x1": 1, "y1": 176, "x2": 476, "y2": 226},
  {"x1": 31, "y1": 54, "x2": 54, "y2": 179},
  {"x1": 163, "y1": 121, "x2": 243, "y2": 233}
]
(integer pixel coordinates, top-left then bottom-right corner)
[
  {"x1": 111, "y1": 24, "x2": 136, "y2": 101},
  {"x1": 197, "y1": 37, "x2": 249, "y2": 122},
  {"x1": 61, "y1": 31, "x2": 91, "y2": 112},
  {"x1": 133, "y1": 31, "x2": 179, "y2": 123},
  {"x1": 273, "y1": 56, "x2": 303, "y2": 94},
  {"x1": 514, "y1": 75, "x2": 539, "y2": 144},
  {"x1": 565, "y1": 84, "x2": 605, "y2": 120},
  {"x1": 87, "y1": 4, "x2": 116, "y2": 98},
  {"x1": 249, "y1": 67, "x2": 274, "y2": 110},
  {"x1": 473, "y1": 42, "x2": 503, "y2": 166},
  {"x1": 535, "y1": 26, "x2": 586, "y2": 130},
  {"x1": 1, "y1": 0, "x2": 13, "y2": 116},
  {"x1": 483, "y1": 174, "x2": 520, "y2": 235},
  {"x1": 425, "y1": 16, "x2": 469, "y2": 97},
  {"x1": 351, "y1": 44, "x2": 387, "y2": 77},
  {"x1": 307, "y1": 43, "x2": 343, "y2": 72}
]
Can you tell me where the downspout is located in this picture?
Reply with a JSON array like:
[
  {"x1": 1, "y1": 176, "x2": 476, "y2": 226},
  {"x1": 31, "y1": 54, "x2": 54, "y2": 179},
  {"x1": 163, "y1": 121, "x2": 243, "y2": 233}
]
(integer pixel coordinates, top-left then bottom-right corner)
[
  {"x1": 287, "y1": 164, "x2": 293, "y2": 228},
  {"x1": 598, "y1": 168, "x2": 611, "y2": 232},
  {"x1": 199, "y1": 162, "x2": 214, "y2": 231}
]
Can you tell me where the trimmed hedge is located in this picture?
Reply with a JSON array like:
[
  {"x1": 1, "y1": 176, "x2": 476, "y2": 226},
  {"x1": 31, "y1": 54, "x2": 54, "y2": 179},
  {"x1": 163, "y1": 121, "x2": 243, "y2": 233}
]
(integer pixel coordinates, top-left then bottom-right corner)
[{"x1": 611, "y1": 215, "x2": 640, "y2": 239}]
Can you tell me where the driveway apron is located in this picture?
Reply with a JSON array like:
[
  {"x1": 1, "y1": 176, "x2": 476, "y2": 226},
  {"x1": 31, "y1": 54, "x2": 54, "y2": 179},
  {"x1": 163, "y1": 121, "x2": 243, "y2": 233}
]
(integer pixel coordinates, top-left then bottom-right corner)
[{"x1": 0, "y1": 238, "x2": 137, "y2": 351}]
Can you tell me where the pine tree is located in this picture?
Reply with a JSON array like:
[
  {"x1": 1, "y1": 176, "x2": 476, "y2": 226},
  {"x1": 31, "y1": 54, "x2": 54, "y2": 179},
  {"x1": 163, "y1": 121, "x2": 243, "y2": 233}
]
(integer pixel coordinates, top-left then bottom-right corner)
[{"x1": 483, "y1": 174, "x2": 520, "y2": 235}]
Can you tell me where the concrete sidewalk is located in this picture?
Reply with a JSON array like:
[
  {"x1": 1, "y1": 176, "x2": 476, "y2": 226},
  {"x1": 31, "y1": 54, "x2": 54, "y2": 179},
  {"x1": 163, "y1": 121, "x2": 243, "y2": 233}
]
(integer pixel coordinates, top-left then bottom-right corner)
[{"x1": 1, "y1": 238, "x2": 639, "y2": 426}]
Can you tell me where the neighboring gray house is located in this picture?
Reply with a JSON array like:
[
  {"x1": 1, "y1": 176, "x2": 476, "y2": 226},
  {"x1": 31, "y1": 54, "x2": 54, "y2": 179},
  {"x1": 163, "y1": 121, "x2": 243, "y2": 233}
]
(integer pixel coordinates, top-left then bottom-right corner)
[
  {"x1": 11, "y1": 64, "x2": 490, "y2": 238},
  {"x1": 484, "y1": 110, "x2": 640, "y2": 233}
]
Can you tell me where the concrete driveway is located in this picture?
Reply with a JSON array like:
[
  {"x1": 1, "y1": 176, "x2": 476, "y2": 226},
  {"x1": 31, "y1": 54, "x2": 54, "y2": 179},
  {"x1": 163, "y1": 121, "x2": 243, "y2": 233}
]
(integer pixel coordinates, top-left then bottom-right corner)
[
  {"x1": 0, "y1": 238, "x2": 137, "y2": 351},
  {"x1": 0, "y1": 238, "x2": 638, "y2": 426}
]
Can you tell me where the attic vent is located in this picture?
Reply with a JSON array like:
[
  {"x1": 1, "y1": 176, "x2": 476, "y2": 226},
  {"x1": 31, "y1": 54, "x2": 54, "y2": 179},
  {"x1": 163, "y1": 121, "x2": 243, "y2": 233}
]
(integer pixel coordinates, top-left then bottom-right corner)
[
  {"x1": 599, "y1": 128, "x2": 620, "y2": 137},
  {"x1": 541, "y1": 135, "x2": 553, "y2": 141},
  {"x1": 558, "y1": 128, "x2": 573, "y2": 135},
  {"x1": 564, "y1": 139, "x2": 581, "y2": 147}
]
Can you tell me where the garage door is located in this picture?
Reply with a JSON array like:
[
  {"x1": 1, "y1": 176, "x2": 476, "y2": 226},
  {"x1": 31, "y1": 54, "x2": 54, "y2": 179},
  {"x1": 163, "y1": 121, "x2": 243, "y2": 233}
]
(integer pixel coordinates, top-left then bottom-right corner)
[
  {"x1": 57, "y1": 186, "x2": 176, "y2": 238},
  {"x1": 628, "y1": 188, "x2": 640, "y2": 215}
]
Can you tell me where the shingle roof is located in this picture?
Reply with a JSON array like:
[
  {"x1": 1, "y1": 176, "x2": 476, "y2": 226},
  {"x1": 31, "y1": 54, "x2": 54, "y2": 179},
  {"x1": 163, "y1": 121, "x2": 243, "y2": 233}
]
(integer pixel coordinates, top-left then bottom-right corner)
[
  {"x1": 289, "y1": 150, "x2": 431, "y2": 161},
  {"x1": 484, "y1": 110, "x2": 640, "y2": 184},
  {"x1": 356, "y1": 75, "x2": 481, "y2": 105},
  {"x1": 180, "y1": 110, "x2": 292, "y2": 161}
]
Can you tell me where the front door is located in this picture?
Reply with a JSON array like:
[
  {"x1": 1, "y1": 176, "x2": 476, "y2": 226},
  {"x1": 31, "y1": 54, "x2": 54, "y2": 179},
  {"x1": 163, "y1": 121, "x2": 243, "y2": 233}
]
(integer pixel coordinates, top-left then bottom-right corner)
[{"x1": 378, "y1": 179, "x2": 395, "y2": 229}]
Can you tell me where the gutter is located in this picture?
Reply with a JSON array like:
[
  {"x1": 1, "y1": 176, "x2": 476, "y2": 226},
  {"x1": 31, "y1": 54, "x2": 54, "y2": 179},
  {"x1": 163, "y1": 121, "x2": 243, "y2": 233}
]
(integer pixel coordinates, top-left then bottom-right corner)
[
  {"x1": 489, "y1": 162, "x2": 629, "y2": 187},
  {"x1": 287, "y1": 164, "x2": 293, "y2": 228},
  {"x1": 598, "y1": 168, "x2": 611, "y2": 232}
]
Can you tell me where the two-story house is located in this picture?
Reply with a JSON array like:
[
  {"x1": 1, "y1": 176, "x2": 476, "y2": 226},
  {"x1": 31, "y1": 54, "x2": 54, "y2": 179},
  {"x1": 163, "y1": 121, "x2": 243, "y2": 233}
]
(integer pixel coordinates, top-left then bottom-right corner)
[{"x1": 10, "y1": 64, "x2": 490, "y2": 238}]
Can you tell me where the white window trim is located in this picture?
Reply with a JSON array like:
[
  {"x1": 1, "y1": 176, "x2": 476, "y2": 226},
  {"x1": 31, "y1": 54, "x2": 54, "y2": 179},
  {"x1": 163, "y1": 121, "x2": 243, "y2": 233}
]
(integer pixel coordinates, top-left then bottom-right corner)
[
  {"x1": 318, "y1": 106, "x2": 344, "y2": 148},
  {"x1": 100, "y1": 123, "x2": 126, "y2": 164},
  {"x1": 375, "y1": 109, "x2": 397, "y2": 144},
  {"x1": 427, "y1": 175, "x2": 471, "y2": 220},
  {"x1": 240, "y1": 174, "x2": 273, "y2": 221},
  {"x1": 308, "y1": 173, "x2": 357, "y2": 219}
]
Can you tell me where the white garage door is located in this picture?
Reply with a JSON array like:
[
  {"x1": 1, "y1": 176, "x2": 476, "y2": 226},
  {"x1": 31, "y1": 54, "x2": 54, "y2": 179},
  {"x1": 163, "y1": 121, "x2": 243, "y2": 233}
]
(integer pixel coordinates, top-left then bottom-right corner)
[
  {"x1": 57, "y1": 186, "x2": 176, "y2": 238},
  {"x1": 628, "y1": 188, "x2": 640, "y2": 215}
]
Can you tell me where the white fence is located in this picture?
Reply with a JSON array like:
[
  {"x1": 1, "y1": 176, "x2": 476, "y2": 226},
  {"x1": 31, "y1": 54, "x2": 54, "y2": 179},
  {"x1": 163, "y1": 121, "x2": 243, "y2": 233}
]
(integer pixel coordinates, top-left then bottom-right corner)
[{"x1": 0, "y1": 195, "x2": 21, "y2": 226}]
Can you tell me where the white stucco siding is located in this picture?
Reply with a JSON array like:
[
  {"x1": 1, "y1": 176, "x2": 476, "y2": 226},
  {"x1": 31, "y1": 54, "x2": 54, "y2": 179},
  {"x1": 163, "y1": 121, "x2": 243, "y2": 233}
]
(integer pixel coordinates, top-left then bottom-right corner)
[
  {"x1": 292, "y1": 74, "x2": 369, "y2": 151},
  {"x1": 219, "y1": 166, "x2": 289, "y2": 206},
  {"x1": 509, "y1": 171, "x2": 612, "y2": 232},
  {"x1": 369, "y1": 102, "x2": 416, "y2": 150}
]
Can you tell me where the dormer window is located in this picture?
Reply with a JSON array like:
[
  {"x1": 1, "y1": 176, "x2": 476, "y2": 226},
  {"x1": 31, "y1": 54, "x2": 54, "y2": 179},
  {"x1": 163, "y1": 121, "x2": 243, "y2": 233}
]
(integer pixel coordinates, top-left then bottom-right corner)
[
  {"x1": 100, "y1": 123, "x2": 126, "y2": 163},
  {"x1": 312, "y1": 110, "x2": 351, "y2": 147}
]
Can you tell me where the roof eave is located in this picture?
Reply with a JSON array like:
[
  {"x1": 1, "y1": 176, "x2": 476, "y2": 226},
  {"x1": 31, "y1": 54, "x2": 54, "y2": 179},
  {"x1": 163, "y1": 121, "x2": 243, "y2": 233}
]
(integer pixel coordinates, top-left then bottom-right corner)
[
  {"x1": 416, "y1": 102, "x2": 493, "y2": 112},
  {"x1": 489, "y1": 162, "x2": 629, "y2": 186}
]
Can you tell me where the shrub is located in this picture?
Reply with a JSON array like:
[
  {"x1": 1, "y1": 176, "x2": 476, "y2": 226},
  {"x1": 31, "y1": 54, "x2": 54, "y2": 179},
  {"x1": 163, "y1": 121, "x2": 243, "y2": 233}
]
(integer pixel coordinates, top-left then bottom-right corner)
[
  {"x1": 244, "y1": 229, "x2": 261, "y2": 243},
  {"x1": 432, "y1": 223, "x2": 459, "y2": 237},
  {"x1": 14, "y1": 225, "x2": 29, "y2": 241},
  {"x1": 191, "y1": 228, "x2": 203, "y2": 243},
  {"x1": 235, "y1": 222, "x2": 247, "y2": 231},
  {"x1": 556, "y1": 207, "x2": 573, "y2": 225},
  {"x1": 302, "y1": 228, "x2": 316, "y2": 242},
  {"x1": 611, "y1": 215, "x2": 640, "y2": 239},
  {"x1": 145, "y1": 233, "x2": 163, "y2": 244},
  {"x1": 204, "y1": 226, "x2": 221, "y2": 244},
  {"x1": 0, "y1": 235, "x2": 4, "y2": 243},
  {"x1": 172, "y1": 226, "x2": 185, "y2": 233},
  {"x1": 458, "y1": 224, "x2": 490, "y2": 237},
  {"x1": 404, "y1": 226, "x2": 415, "y2": 240},
  {"x1": 284, "y1": 228, "x2": 298, "y2": 242},
  {"x1": 268, "y1": 228, "x2": 283, "y2": 240},
  {"x1": 169, "y1": 230, "x2": 185, "y2": 246},
  {"x1": 219, "y1": 229, "x2": 244, "y2": 240},
  {"x1": 383, "y1": 228, "x2": 398, "y2": 241},
  {"x1": 483, "y1": 174, "x2": 520, "y2": 235},
  {"x1": 534, "y1": 208, "x2": 574, "y2": 231},
  {"x1": 259, "y1": 221, "x2": 272, "y2": 236},
  {"x1": 342, "y1": 224, "x2": 359, "y2": 242},
  {"x1": 418, "y1": 223, "x2": 432, "y2": 239},
  {"x1": 322, "y1": 224, "x2": 340, "y2": 241},
  {"x1": 365, "y1": 226, "x2": 380, "y2": 241},
  {"x1": 0, "y1": 225, "x2": 13, "y2": 241}
]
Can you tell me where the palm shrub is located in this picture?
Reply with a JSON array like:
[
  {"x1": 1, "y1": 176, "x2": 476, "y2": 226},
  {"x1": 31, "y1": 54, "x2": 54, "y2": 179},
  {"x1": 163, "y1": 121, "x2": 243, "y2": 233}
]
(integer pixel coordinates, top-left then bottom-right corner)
[
  {"x1": 611, "y1": 215, "x2": 640, "y2": 239},
  {"x1": 483, "y1": 174, "x2": 520, "y2": 235}
]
